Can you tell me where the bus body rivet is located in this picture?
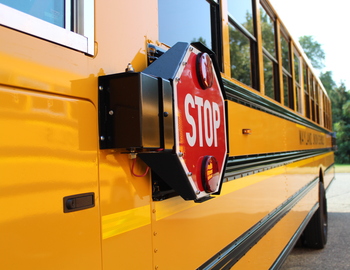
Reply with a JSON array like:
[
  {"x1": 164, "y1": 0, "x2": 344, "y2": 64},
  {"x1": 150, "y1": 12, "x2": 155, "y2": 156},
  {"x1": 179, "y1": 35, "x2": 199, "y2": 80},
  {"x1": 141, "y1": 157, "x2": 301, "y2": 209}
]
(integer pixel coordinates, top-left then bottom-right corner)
[
  {"x1": 99, "y1": 86, "x2": 103, "y2": 91},
  {"x1": 109, "y1": 110, "x2": 114, "y2": 115},
  {"x1": 100, "y1": 136, "x2": 105, "y2": 141}
]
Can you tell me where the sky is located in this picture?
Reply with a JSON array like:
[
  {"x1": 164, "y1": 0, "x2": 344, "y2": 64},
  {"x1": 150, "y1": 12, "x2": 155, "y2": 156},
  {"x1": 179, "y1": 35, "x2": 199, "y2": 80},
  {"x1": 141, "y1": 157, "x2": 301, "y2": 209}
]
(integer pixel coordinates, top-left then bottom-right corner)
[{"x1": 269, "y1": 0, "x2": 350, "y2": 90}]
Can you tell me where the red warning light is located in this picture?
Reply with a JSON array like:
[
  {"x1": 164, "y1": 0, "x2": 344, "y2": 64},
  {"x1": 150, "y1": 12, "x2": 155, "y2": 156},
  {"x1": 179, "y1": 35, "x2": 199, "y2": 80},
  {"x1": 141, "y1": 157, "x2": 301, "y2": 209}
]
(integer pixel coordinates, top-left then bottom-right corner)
[
  {"x1": 201, "y1": 155, "x2": 220, "y2": 193},
  {"x1": 196, "y1": 53, "x2": 214, "y2": 89}
]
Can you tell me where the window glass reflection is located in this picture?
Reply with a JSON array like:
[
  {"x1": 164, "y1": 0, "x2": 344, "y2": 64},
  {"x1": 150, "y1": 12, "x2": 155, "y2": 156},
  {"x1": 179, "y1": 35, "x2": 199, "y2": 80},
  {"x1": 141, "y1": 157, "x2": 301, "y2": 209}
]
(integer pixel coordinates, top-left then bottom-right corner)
[
  {"x1": 228, "y1": 0, "x2": 254, "y2": 35},
  {"x1": 260, "y1": 6, "x2": 275, "y2": 57},
  {"x1": 0, "y1": 0, "x2": 65, "y2": 27},
  {"x1": 263, "y1": 55, "x2": 274, "y2": 99},
  {"x1": 229, "y1": 24, "x2": 252, "y2": 87},
  {"x1": 304, "y1": 67, "x2": 310, "y2": 118},
  {"x1": 294, "y1": 52, "x2": 300, "y2": 83},
  {"x1": 296, "y1": 86, "x2": 301, "y2": 113},
  {"x1": 158, "y1": 0, "x2": 212, "y2": 49},
  {"x1": 281, "y1": 35, "x2": 290, "y2": 72},
  {"x1": 283, "y1": 74, "x2": 289, "y2": 107}
]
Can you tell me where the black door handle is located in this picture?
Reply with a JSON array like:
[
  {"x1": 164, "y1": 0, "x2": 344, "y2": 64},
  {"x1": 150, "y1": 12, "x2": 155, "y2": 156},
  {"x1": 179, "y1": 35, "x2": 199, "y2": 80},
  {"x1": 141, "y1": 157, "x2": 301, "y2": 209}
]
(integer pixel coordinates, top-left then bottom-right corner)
[{"x1": 63, "y1": 192, "x2": 95, "y2": 213}]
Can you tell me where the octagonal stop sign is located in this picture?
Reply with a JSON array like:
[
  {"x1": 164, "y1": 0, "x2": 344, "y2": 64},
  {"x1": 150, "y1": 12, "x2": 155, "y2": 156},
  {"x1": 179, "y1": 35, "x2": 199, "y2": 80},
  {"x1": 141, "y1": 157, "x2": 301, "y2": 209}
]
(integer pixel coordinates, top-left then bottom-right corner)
[
  {"x1": 140, "y1": 42, "x2": 228, "y2": 201},
  {"x1": 173, "y1": 46, "x2": 227, "y2": 199}
]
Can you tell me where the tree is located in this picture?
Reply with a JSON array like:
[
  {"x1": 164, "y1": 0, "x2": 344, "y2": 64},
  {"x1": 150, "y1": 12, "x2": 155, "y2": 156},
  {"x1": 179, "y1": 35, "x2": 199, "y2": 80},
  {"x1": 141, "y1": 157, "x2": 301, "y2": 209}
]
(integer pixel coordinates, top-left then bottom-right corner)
[
  {"x1": 334, "y1": 120, "x2": 350, "y2": 164},
  {"x1": 329, "y1": 82, "x2": 349, "y2": 123},
  {"x1": 299, "y1": 36, "x2": 325, "y2": 69},
  {"x1": 329, "y1": 82, "x2": 350, "y2": 163},
  {"x1": 320, "y1": 71, "x2": 336, "y2": 95}
]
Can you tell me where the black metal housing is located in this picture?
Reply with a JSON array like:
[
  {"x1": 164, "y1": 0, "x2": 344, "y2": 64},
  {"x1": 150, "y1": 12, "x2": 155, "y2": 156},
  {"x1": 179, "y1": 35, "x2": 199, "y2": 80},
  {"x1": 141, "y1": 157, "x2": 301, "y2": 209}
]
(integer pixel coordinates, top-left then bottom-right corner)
[{"x1": 98, "y1": 72, "x2": 174, "y2": 150}]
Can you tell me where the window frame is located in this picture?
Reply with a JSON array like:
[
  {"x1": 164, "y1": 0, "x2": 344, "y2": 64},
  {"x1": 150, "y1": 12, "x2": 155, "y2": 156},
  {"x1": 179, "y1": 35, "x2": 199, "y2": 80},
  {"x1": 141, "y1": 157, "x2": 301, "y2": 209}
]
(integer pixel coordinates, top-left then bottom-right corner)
[
  {"x1": 293, "y1": 48, "x2": 302, "y2": 114},
  {"x1": 303, "y1": 65, "x2": 311, "y2": 119},
  {"x1": 0, "y1": 1, "x2": 94, "y2": 55},
  {"x1": 280, "y1": 29, "x2": 293, "y2": 109},
  {"x1": 309, "y1": 74, "x2": 316, "y2": 121},
  {"x1": 260, "y1": 2, "x2": 279, "y2": 101},
  {"x1": 228, "y1": 0, "x2": 259, "y2": 90},
  {"x1": 315, "y1": 84, "x2": 320, "y2": 124}
]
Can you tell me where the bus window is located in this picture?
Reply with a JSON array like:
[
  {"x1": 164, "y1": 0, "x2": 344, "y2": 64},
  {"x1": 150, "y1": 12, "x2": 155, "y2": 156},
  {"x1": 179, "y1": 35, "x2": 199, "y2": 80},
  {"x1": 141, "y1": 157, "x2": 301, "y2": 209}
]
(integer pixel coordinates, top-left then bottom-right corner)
[
  {"x1": 0, "y1": 0, "x2": 94, "y2": 55},
  {"x1": 310, "y1": 74, "x2": 315, "y2": 121},
  {"x1": 304, "y1": 65, "x2": 311, "y2": 119},
  {"x1": 260, "y1": 4, "x2": 279, "y2": 101},
  {"x1": 228, "y1": 0, "x2": 254, "y2": 35},
  {"x1": 228, "y1": 0, "x2": 258, "y2": 89},
  {"x1": 283, "y1": 74, "x2": 290, "y2": 107},
  {"x1": 264, "y1": 55, "x2": 275, "y2": 99},
  {"x1": 281, "y1": 32, "x2": 293, "y2": 109},
  {"x1": 260, "y1": 7, "x2": 275, "y2": 57},
  {"x1": 315, "y1": 85, "x2": 320, "y2": 123},
  {"x1": 229, "y1": 24, "x2": 253, "y2": 87},
  {"x1": 281, "y1": 34, "x2": 290, "y2": 73},
  {"x1": 294, "y1": 50, "x2": 302, "y2": 113},
  {"x1": 158, "y1": 0, "x2": 213, "y2": 49},
  {"x1": 0, "y1": 0, "x2": 64, "y2": 27}
]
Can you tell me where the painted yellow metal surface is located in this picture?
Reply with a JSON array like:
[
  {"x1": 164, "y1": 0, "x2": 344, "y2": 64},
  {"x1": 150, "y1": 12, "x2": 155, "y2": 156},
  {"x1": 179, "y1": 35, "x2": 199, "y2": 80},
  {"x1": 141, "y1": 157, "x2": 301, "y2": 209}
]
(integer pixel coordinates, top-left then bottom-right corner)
[
  {"x1": 227, "y1": 101, "x2": 332, "y2": 156},
  {"x1": 0, "y1": 86, "x2": 101, "y2": 269},
  {"x1": 98, "y1": 151, "x2": 153, "y2": 269},
  {"x1": 232, "y1": 185, "x2": 318, "y2": 269},
  {"x1": 149, "y1": 152, "x2": 333, "y2": 269}
]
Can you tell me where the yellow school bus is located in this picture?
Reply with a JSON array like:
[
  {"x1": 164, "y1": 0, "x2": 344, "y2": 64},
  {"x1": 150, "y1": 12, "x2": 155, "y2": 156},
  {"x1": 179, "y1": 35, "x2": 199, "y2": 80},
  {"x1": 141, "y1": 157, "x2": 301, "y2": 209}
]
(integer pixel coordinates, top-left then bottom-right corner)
[{"x1": 0, "y1": 0, "x2": 335, "y2": 269}]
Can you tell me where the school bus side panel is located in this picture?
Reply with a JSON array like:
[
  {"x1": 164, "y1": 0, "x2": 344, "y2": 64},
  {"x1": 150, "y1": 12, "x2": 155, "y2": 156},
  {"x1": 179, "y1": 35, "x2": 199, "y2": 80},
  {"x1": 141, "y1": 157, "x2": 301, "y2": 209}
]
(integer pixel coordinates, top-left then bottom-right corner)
[
  {"x1": 0, "y1": 86, "x2": 101, "y2": 269},
  {"x1": 228, "y1": 102, "x2": 332, "y2": 156},
  {"x1": 95, "y1": 0, "x2": 158, "y2": 269}
]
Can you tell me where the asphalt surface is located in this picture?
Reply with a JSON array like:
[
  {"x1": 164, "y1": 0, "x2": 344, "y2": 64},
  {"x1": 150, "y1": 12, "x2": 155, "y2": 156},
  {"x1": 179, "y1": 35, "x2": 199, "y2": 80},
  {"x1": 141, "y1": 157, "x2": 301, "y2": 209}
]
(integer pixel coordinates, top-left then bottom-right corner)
[{"x1": 281, "y1": 173, "x2": 350, "y2": 270}]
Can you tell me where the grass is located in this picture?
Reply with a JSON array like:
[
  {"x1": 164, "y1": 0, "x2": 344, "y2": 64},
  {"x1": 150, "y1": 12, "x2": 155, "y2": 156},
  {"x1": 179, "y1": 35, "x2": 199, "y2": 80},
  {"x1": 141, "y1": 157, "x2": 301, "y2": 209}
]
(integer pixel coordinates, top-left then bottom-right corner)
[{"x1": 335, "y1": 164, "x2": 350, "y2": 173}]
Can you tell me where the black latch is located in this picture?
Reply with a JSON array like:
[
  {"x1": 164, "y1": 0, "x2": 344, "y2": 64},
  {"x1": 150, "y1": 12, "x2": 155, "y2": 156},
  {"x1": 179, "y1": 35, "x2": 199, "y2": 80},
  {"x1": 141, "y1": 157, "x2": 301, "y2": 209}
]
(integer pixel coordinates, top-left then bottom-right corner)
[{"x1": 63, "y1": 192, "x2": 95, "y2": 213}]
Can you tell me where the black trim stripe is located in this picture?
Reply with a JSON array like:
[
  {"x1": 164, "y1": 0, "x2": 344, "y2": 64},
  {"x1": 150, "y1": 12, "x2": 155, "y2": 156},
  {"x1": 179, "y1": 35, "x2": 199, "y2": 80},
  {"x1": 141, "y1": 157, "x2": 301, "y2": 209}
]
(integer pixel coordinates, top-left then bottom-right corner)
[
  {"x1": 224, "y1": 148, "x2": 332, "y2": 181},
  {"x1": 223, "y1": 79, "x2": 331, "y2": 135},
  {"x1": 271, "y1": 164, "x2": 334, "y2": 269},
  {"x1": 270, "y1": 203, "x2": 319, "y2": 270},
  {"x1": 197, "y1": 178, "x2": 319, "y2": 270}
]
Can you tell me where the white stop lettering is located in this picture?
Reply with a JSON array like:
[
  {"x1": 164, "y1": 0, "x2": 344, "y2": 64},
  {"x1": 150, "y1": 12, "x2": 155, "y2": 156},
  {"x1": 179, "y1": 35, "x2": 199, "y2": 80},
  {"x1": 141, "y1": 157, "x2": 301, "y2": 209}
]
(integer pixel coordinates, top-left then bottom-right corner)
[{"x1": 184, "y1": 93, "x2": 220, "y2": 147}]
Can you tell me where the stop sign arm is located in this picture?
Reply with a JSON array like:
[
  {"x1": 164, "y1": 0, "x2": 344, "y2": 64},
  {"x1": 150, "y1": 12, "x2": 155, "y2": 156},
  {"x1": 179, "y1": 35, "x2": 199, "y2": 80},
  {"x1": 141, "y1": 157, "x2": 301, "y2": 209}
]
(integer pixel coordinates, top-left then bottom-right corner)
[
  {"x1": 143, "y1": 42, "x2": 190, "y2": 81},
  {"x1": 98, "y1": 42, "x2": 228, "y2": 202}
]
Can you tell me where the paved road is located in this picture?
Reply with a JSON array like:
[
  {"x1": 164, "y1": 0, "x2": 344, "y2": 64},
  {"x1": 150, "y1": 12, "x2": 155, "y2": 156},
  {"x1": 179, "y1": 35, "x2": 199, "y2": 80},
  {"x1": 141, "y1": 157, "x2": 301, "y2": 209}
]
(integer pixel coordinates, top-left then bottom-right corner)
[{"x1": 281, "y1": 173, "x2": 350, "y2": 270}]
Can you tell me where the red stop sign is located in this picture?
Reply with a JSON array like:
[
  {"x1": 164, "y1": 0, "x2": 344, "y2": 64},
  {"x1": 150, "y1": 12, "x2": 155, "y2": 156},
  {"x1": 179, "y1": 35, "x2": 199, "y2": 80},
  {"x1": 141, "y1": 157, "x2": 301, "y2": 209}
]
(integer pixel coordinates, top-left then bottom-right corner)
[{"x1": 173, "y1": 46, "x2": 227, "y2": 199}]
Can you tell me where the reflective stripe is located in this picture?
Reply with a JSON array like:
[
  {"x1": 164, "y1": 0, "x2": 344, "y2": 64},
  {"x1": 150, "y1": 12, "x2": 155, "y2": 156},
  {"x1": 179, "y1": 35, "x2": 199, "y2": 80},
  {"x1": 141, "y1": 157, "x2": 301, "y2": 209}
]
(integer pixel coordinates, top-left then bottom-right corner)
[{"x1": 102, "y1": 205, "x2": 151, "y2": 239}]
